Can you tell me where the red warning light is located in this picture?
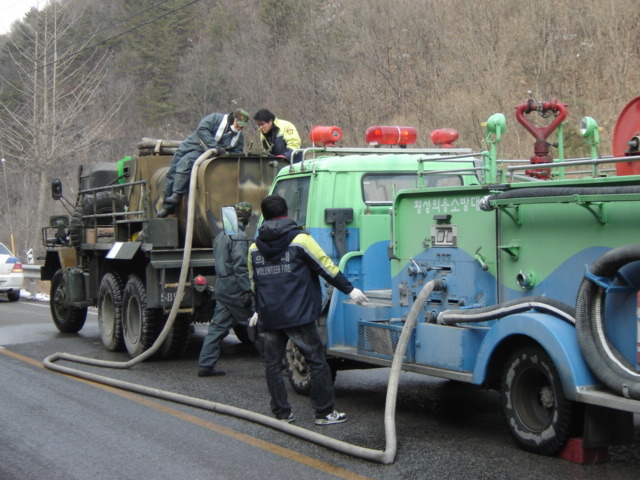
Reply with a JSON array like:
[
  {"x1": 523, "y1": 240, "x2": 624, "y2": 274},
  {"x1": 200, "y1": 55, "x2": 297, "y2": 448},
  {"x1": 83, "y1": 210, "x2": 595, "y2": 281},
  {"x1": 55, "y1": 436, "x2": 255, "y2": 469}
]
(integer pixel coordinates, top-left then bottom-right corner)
[
  {"x1": 310, "y1": 126, "x2": 343, "y2": 146},
  {"x1": 193, "y1": 275, "x2": 207, "y2": 292},
  {"x1": 430, "y1": 128, "x2": 459, "y2": 148}
]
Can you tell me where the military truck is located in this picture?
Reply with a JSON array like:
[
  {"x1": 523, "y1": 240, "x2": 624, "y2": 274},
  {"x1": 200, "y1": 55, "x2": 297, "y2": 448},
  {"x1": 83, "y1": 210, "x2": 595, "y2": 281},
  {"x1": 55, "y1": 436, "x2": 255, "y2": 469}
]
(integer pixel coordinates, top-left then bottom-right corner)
[{"x1": 41, "y1": 140, "x2": 286, "y2": 358}]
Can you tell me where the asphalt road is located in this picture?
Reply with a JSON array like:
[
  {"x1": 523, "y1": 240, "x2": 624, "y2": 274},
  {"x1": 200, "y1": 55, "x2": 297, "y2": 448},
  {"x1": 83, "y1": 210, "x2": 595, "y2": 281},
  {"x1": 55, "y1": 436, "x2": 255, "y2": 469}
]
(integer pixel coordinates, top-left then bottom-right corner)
[{"x1": 1, "y1": 297, "x2": 640, "y2": 480}]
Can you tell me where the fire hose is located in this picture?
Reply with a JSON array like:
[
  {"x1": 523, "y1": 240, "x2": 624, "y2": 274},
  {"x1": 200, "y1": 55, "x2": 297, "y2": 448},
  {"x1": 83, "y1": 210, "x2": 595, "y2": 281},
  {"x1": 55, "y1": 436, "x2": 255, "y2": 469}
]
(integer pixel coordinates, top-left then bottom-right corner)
[
  {"x1": 575, "y1": 245, "x2": 640, "y2": 400},
  {"x1": 43, "y1": 149, "x2": 440, "y2": 464}
]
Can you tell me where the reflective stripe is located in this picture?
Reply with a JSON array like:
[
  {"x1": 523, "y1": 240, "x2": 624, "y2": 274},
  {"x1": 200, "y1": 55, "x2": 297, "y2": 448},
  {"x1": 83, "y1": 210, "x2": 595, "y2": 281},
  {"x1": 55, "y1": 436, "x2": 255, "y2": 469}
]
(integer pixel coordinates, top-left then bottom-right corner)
[
  {"x1": 214, "y1": 114, "x2": 240, "y2": 147},
  {"x1": 291, "y1": 234, "x2": 341, "y2": 277}
]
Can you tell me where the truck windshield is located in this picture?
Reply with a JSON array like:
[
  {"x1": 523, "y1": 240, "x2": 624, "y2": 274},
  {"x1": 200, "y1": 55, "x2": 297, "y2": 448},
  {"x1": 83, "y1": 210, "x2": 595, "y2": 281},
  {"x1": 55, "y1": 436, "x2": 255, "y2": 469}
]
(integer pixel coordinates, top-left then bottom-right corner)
[
  {"x1": 272, "y1": 176, "x2": 311, "y2": 226},
  {"x1": 362, "y1": 173, "x2": 462, "y2": 204}
]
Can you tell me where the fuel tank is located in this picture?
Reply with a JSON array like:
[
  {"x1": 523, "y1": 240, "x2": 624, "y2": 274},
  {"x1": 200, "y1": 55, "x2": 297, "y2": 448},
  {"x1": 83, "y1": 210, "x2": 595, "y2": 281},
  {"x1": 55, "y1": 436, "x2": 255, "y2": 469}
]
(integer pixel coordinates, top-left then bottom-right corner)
[{"x1": 126, "y1": 140, "x2": 286, "y2": 247}]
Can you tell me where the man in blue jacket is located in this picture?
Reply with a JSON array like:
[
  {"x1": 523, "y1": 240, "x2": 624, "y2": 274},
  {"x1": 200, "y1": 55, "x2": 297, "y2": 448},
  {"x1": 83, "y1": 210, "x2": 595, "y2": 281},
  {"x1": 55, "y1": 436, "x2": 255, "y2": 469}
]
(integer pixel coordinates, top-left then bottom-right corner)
[
  {"x1": 248, "y1": 194, "x2": 368, "y2": 424},
  {"x1": 157, "y1": 109, "x2": 249, "y2": 218}
]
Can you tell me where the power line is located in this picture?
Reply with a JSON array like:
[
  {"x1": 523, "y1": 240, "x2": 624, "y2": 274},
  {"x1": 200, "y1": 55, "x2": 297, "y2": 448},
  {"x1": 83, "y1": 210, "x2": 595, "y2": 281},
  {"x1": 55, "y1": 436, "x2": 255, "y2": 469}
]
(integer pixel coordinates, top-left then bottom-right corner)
[
  {"x1": 0, "y1": 0, "x2": 31, "y2": 15},
  {"x1": 2, "y1": 0, "x2": 204, "y2": 84},
  {"x1": 65, "y1": 0, "x2": 177, "y2": 51}
]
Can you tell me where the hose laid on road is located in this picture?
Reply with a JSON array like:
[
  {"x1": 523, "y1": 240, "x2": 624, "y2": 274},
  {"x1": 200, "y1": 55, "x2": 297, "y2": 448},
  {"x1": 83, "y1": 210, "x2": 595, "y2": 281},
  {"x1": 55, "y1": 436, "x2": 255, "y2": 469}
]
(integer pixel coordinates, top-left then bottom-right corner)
[{"x1": 44, "y1": 148, "x2": 438, "y2": 464}]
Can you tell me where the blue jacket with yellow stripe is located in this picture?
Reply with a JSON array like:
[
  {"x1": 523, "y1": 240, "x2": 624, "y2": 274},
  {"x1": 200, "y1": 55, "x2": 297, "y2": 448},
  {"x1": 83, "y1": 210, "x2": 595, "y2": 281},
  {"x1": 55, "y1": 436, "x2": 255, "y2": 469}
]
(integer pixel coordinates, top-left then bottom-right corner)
[{"x1": 248, "y1": 217, "x2": 354, "y2": 330}]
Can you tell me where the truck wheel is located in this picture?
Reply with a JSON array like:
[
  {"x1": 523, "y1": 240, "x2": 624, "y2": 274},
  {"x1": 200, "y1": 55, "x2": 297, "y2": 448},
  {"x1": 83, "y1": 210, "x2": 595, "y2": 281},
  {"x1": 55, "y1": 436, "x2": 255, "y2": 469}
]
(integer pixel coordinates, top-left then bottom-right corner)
[
  {"x1": 50, "y1": 269, "x2": 87, "y2": 333},
  {"x1": 98, "y1": 273, "x2": 125, "y2": 351},
  {"x1": 7, "y1": 289, "x2": 20, "y2": 302},
  {"x1": 285, "y1": 340, "x2": 336, "y2": 396},
  {"x1": 122, "y1": 275, "x2": 161, "y2": 358},
  {"x1": 158, "y1": 314, "x2": 191, "y2": 359},
  {"x1": 501, "y1": 347, "x2": 576, "y2": 455}
]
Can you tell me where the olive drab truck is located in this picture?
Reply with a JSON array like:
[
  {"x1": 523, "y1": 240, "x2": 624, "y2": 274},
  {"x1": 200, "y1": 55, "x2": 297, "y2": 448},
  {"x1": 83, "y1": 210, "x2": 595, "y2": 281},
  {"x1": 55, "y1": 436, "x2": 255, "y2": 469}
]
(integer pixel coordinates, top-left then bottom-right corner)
[
  {"x1": 41, "y1": 140, "x2": 287, "y2": 358},
  {"x1": 272, "y1": 98, "x2": 640, "y2": 459}
]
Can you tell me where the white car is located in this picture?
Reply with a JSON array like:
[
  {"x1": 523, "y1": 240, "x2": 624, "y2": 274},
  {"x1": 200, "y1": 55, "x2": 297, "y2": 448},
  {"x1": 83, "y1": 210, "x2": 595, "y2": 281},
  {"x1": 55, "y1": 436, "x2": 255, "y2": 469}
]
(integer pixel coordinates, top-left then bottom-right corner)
[{"x1": 0, "y1": 242, "x2": 23, "y2": 301}]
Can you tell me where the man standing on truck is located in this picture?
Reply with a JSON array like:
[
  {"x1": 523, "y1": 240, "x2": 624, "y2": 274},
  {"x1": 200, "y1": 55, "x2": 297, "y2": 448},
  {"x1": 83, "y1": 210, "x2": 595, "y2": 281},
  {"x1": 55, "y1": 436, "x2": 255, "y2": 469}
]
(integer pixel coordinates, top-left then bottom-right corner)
[
  {"x1": 254, "y1": 109, "x2": 301, "y2": 162},
  {"x1": 198, "y1": 202, "x2": 254, "y2": 377},
  {"x1": 157, "y1": 109, "x2": 250, "y2": 218},
  {"x1": 248, "y1": 194, "x2": 368, "y2": 424}
]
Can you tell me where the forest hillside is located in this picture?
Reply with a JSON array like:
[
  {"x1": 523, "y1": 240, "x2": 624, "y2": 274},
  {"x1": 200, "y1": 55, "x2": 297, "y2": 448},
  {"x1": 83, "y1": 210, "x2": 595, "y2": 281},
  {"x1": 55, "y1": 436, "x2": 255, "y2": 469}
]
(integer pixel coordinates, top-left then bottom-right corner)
[{"x1": 0, "y1": 0, "x2": 638, "y2": 257}]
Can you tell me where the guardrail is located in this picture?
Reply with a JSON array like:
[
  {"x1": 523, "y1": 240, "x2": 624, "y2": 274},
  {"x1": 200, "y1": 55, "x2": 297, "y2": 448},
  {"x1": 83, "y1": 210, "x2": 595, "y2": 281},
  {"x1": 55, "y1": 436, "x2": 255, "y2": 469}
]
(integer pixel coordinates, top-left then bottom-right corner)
[{"x1": 22, "y1": 264, "x2": 42, "y2": 297}]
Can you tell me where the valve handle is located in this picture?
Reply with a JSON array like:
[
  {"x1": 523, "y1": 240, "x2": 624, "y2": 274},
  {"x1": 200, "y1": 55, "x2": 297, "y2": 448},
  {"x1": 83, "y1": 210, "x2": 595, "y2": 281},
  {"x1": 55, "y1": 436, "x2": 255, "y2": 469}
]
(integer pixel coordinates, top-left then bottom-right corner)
[{"x1": 515, "y1": 98, "x2": 568, "y2": 141}]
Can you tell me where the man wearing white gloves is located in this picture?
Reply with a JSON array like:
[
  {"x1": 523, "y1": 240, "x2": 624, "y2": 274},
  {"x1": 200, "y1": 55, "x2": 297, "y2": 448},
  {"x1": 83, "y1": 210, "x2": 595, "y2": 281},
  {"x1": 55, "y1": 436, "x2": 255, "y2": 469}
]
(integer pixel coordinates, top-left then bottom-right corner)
[{"x1": 248, "y1": 194, "x2": 368, "y2": 425}]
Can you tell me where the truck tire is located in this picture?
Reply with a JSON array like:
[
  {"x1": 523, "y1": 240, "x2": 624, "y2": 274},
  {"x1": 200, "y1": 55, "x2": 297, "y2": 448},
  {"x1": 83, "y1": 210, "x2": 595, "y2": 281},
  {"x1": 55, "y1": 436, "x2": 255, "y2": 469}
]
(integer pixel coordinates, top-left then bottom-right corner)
[
  {"x1": 122, "y1": 274, "x2": 161, "y2": 358},
  {"x1": 50, "y1": 269, "x2": 87, "y2": 333},
  {"x1": 501, "y1": 347, "x2": 576, "y2": 455},
  {"x1": 7, "y1": 289, "x2": 20, "y2": 302},
  {"x1": 68, "y1": 191, "x2": 127, "y2": 249},
  {"x1": 98, "y1": 273, "x2": 125, "y2": 351},
  {"x1": 158, "y1": 313, "x2": 191, "y2": 359},
  {"x1": 285, "y1": 340, "x2": 336, "y2": 396}
]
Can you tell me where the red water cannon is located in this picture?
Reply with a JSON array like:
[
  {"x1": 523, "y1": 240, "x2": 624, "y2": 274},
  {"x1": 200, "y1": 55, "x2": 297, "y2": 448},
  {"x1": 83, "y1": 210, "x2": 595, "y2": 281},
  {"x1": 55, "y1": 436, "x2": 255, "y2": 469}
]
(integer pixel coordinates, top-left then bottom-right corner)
[
  {"x1": 430, "y1": 128, "x2": 459, "y2": 148},
  {"x1": 310, "y1": 126, "x2": 343, "y2": 147},
  {"x1": 515, "y1": 97, "x2": 568, "y2": 179}
]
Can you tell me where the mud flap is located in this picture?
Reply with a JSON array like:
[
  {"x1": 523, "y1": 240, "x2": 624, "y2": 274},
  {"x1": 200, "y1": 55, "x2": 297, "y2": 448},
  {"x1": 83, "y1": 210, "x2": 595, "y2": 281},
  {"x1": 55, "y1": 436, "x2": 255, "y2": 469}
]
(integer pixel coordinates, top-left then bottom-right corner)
[{"x1": 583, "y1": 404, "x2": 634, "y2": 448}]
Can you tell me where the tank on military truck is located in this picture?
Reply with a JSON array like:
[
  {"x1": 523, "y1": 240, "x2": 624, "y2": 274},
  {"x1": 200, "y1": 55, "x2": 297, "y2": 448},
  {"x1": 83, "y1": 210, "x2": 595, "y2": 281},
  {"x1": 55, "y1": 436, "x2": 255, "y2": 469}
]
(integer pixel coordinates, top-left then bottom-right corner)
[{"x1": 41, "y1": 139, "x2": 286, "y2": 358}]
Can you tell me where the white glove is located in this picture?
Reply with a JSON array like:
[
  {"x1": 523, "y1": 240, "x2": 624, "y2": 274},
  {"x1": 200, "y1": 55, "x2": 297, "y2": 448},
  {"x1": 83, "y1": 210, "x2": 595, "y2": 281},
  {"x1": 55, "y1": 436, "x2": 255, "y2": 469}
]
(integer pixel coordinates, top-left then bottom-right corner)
[
  {"x1": 249, "y1": 312, "x2": 259, "y2": 327},
  {"x1": 348, "y1": 288, "x2": 369, "y2": 305}
]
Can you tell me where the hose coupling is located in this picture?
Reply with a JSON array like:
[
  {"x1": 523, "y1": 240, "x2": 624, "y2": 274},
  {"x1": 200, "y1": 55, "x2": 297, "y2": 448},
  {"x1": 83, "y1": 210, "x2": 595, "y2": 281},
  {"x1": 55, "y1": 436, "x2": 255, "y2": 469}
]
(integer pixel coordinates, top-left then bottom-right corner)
[{"x1": 432, "y1": 278, "x2": 447, "y2": 292}]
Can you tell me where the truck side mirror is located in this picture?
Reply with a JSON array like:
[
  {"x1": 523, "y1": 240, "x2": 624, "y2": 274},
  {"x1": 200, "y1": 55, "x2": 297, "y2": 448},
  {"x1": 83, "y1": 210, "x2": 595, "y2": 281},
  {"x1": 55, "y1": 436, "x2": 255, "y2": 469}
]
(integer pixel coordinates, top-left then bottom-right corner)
[
  {"x1": 221, "y1": 205, "x2": 238, "y2": 235},
  {"x1": 51, "y1": 179, "x2": 63, "y2": 200}
]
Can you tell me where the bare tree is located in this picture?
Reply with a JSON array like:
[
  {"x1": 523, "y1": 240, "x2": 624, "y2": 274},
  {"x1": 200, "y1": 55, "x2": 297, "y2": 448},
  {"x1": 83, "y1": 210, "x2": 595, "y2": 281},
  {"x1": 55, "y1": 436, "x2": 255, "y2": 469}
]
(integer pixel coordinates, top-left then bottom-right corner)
[{"x1": 0, "y1": 0, "x2": 129, "y2": 255}]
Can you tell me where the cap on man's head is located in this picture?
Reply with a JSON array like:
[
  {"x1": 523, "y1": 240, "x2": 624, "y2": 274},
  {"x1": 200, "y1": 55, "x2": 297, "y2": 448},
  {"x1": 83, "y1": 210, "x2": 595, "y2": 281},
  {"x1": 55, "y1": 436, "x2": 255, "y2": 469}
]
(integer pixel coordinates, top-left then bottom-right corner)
[
  {"x1": 234, "y1": 109, "x2": 250, "y2": 126},
  {"x1": 234, "y1": 201, "x2": 252, "y2": 214},
  {"x1": 234, "y1": 201, "x2": 252, "y2": 225}
]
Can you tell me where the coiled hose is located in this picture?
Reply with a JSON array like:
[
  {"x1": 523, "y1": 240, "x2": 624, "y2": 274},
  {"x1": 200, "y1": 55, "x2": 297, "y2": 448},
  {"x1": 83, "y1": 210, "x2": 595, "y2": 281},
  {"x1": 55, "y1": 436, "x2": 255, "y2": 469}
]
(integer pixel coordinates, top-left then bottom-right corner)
[
  {"x1": 43, "y1": 149, "x2": 439, "y2": 464},
  {"x1": 575, "y1": 245, "x2": 640, "y2": 400}
]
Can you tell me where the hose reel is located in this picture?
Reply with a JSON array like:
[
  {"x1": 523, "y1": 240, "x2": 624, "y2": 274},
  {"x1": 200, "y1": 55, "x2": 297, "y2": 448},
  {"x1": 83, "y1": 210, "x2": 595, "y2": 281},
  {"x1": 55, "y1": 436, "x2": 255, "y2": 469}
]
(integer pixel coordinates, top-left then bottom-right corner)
[{"x1": 575, "y1": 245, "x2": 640, "y2": 400}]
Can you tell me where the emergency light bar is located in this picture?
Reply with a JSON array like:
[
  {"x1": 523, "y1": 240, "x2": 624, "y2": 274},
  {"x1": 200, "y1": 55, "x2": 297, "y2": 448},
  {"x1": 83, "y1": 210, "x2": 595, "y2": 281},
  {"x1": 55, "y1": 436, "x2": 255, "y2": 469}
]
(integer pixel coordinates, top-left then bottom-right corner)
[{"x1": 365, "y1": 126, "x2": 417, "y2": 146}]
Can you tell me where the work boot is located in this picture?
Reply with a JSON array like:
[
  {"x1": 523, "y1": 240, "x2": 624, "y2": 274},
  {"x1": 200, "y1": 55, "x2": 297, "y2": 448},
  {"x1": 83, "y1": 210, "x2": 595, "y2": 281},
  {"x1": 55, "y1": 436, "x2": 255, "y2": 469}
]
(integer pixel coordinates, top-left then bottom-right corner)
[
  {"x1": 197, "y1": 366, "x2": 226, "y2": 377},
  {"x1": 156, "y1": 205, "x2": 176, "y2": 218},
  {"x1": 165, "y1": 193, "x2": 183, "y2": 205}
]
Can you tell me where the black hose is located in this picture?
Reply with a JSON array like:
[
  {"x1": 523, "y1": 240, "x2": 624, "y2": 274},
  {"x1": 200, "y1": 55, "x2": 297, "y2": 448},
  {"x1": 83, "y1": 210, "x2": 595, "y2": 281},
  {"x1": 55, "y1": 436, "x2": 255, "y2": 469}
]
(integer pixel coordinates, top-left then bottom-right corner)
[
  {"x1": 480, "y1": 185, "x2": 640, "y2": 212},
  {"x1": 437, "y1": 296, "x2": 575, "y2": 326},
  {"x1": 575, "y1": 245, "x2": 640, "y2": 400},
  {"x1": 490, "y1": 185, "x2": 640, "y2": 201}
]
